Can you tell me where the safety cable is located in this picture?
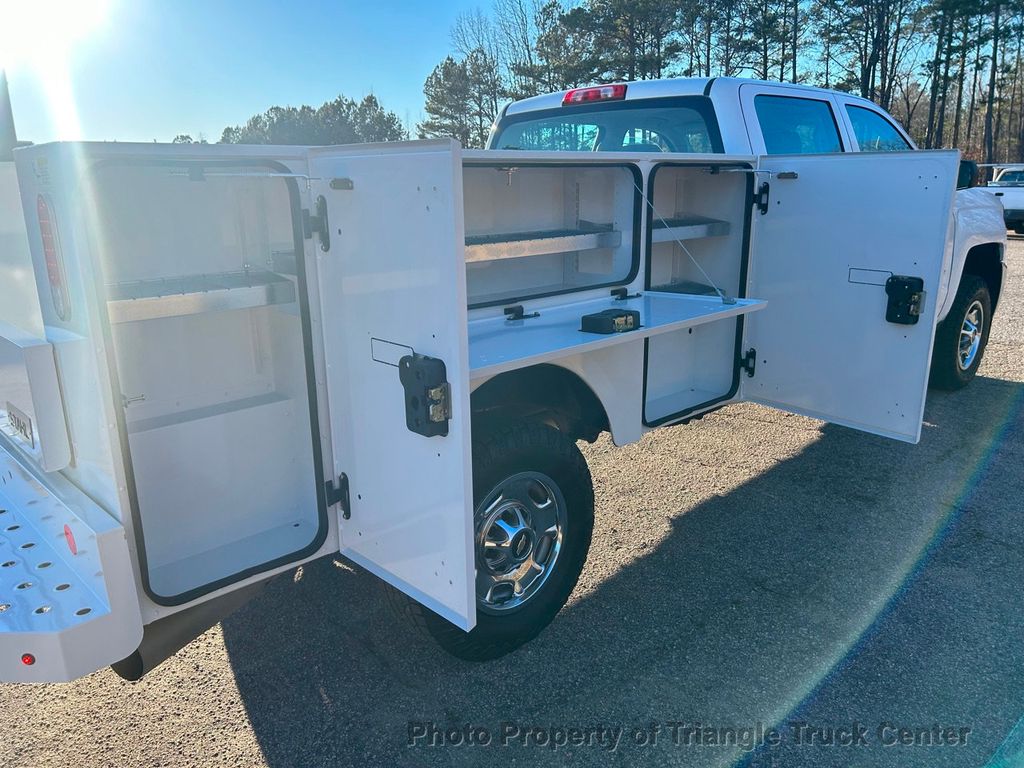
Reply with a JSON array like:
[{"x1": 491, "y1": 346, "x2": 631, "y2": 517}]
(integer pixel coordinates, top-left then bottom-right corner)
[{"x1": 631, "y1": 180, "x2": 735, "y2": 305}]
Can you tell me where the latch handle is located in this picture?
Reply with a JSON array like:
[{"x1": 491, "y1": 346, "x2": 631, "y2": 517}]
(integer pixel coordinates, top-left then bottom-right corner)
[
  {"x1": 398, "y1": 354, "x2": 451, "y2": 437},
  {"x1": 884, "y1": 275, "x2": 925, "y2": 325}
]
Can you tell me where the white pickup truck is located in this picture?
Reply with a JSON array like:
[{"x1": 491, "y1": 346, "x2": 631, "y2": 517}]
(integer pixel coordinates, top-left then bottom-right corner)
[
  {"x1": 0, "y1": 78, "x2": 1004, "y2": 684},
  {"x1": 981, "y1": 164, "x2": 1024, "y2": 233},
  {"x1": 491, "y1": 77, "x2": 1007, "y2": 390}
]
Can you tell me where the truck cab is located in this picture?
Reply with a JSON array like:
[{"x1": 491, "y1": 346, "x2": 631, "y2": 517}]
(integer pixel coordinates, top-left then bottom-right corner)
[
  {"x1": 489, "y1": 77, "x2": 1007, "y2": 391},
  {"x1": 981, "y1": 164, "x2": 1024, "y2": 233}
]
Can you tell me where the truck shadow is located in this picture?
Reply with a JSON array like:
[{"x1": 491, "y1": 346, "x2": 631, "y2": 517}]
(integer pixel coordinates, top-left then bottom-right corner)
[{"x1": 222, "y1": 374, "x2": 1024, "y2": 768}]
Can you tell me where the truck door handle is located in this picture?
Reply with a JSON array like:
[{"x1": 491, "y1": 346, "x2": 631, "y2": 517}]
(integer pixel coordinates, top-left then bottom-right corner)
[{"x1": 995, "y1": 192, "x2": 1004, "y2": 196}]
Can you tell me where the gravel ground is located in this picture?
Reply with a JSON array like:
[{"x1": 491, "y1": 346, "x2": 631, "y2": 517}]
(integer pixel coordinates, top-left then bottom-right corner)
[{"x1": 2, "y1": 239, "x2": 1023, "y2": 768}]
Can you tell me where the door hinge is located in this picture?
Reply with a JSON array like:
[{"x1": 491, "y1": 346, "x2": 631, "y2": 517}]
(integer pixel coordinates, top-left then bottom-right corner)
[
  {"x1": 325, "y1": 473, "x2": 351, "y2": 519},
  {"x1": 884, "y1": 275, "x2": 925, "y2": 325},
  {"x1": 302, "y1": 194, "x2": 330, "y2": 252},
  {"x1": 740, "y1": 348, "x2": 757, "y2": 377},
  {"x1": 753, "y1": 181, "x2": 770, "y2": 215},
  {"x1": 399, "y1": 354, "x2": 451, "y2": 437}
]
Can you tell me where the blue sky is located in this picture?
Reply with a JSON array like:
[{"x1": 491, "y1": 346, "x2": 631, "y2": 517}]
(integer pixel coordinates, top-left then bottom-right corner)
[{"x1": 4, "y1": 0, "x2": 482, "y2": 143}]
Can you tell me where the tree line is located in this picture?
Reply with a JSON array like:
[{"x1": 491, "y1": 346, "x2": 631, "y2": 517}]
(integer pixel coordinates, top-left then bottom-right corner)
[
  {"x1": 172, "y1": 94, "x2": 407, "y2": 146},
  {"x1": 170, "y1": 1, "x2": 1024, "y2": 166},
  {"x1": 417, "y1": 0, "x2": 1024, "y2": 164}
]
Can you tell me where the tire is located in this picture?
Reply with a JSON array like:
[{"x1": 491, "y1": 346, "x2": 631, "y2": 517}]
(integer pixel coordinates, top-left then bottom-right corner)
[
  {"x1": 1013, "y1": 225, "x2": 1024, "y2": 235},
  {"x1": 930, "y1": 275, "x2": 992, "y2": 391},
  {"x1": 388, "y1": 421, "x2": 594, "y2": 661}
]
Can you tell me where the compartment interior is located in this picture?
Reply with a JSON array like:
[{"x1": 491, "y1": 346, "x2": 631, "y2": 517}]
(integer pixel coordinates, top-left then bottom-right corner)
[
  {"x1": 90, "y1": 165, "x2": 322, "y2": 600},
  {"x1": 462, "y1": 161, "x2": 764, "y2": 403},
  {"x1": 462, "y1": 164, "x2": 639, "y2": 307},
  {"x1": 643, "y1": 164, "x2": 753, "y2": 423}
]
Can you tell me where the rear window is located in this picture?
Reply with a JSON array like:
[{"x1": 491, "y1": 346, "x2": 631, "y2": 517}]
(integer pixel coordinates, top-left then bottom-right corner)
[{"x1": 491, "y1": 97, "x2": 722, "y2": 154}]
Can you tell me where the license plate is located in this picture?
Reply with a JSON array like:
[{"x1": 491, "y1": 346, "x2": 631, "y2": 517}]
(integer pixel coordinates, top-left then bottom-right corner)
[{"x1": 5, "y1": 402, "x2": 35, "y2": 448}]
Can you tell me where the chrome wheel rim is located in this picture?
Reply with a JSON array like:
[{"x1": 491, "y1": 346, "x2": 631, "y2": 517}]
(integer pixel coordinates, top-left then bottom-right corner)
[
  {"x1": 474, "y1": 471, "x2": 566, "y2": 613},
  {"x1": 958, "y1": 300, "x2": 984, "y2": 371}
]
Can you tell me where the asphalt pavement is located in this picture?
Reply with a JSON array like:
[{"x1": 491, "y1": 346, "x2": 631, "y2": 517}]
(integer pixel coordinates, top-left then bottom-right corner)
[{"x1": 2, "y1": 239, "x2": 1023, "y2": 768}]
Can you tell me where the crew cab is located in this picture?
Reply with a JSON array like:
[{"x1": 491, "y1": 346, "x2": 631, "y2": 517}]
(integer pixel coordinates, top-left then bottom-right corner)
[{"x1": 489, "y1": 77, "x2": 1007, "y2": 390}]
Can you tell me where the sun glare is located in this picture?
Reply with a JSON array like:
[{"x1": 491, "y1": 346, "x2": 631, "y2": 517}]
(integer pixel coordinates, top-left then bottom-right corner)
[{"x1": 0, "y1": 0, "x2": 112, "y2": 138}]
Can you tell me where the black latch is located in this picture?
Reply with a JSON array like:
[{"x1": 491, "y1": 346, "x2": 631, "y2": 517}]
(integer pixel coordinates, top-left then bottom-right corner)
[
  {"x1": 740, "y1": 348, "x2": 757, "y2": 377},
  {"x1": 884, "y1": 275, "x2": 925, "y2": 325},
  {"x1": 325, "y1": 473, "x2": 351, "y2": 519},
  {"x1": 754, "y1": 182, "x2": 770, "y2": 215},
  {"x1": 504, "y1": 304, "x2": 540, "y2": 322},
  {"x1": 302, "y1": 194, "x2": 330, "y2": 252},
  {"x1": 611, "y1": 287, "x2": 641, "y2": 300},
  {"x1": 399, "y1": 354, "x2": 451, "y2": 437}
]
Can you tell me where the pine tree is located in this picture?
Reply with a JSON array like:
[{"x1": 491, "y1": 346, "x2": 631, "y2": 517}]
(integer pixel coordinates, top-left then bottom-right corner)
[{"x1": 418, "y1": 56, "x2": 474, "y2": 146}]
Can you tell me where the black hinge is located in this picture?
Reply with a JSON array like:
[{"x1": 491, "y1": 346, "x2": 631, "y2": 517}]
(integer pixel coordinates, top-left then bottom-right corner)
[
  {"x1": 740, "y1": 348, "x2": 757, "y2": 377},
  {"x1": 884, "y1": 275, "x2": 925, "y2": 325},
  {"x1": 302, "y1": 194, "x2": 330, "y2": 252},
  {"x1": 399, "y1": 354, "x2": 451, "y2": 437},
  {"x1": 753, "y1": 181, "x2": 770, "y2": 215},
  {"x1": 325, "y1": 473, "x2": 351, "y2": 519}
]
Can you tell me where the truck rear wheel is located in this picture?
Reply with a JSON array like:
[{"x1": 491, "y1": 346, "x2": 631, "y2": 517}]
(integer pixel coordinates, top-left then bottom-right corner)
[
  {"x1": 930, "y1": 275, "x2": 991, "y2": 390},
  {"x1": 389, "y1": 422, "x2": 594, "y2": 660}
]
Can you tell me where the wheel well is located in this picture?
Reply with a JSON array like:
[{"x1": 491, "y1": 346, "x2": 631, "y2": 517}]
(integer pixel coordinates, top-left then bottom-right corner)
[
  {"x1": 963, "y1": 243, "x2": 1004, "y2": 311},
  {"x1": 470, "y1": 364, "x2": 610, "y2": 443}
]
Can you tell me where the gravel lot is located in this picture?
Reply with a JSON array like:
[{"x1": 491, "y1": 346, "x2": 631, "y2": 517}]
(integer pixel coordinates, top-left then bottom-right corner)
[{"x1": 2, "y1": 238, "x2": 1023, "y2": 768}]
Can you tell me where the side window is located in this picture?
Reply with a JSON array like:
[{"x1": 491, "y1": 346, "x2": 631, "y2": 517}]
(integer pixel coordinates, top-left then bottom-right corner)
[
  {"x1": 754, "y1": 95, "x2": 843, "y2": 154},
  {"x1": 846, "y1": 105, "x2": 912, "y2": 151}
]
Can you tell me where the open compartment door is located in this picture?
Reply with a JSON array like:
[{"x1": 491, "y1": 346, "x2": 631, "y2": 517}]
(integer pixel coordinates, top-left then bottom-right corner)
[
  {"x1": 742, "y1": 151, "x2": 959, "y2": 443},
  {"x1": 307, "y1": 140, "x2": 475, "y2": 630}
]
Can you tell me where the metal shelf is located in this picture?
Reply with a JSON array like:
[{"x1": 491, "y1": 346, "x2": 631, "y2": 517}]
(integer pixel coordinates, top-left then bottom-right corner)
[
  {"x1": 651, "y1": 215, "x2": 730, "y2": 243},
  {"x1": 468, "y1": 291, "x2": 766, "y2": 379},
  {"x1": 465, "y1": 225, "x2": 621, "y2": 263},
  {"x1": 106, "y1": 270, "x2": 296, "y2": 324}
]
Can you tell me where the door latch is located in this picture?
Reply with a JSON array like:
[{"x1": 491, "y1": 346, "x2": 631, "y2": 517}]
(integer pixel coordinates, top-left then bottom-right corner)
[
  {"x1": 399, "y1": 354, "x2": 451, "y2": 437},
  {"x1": 884, "y1": 275, "x2": 925, "y2": 325},
  {"x1": 302, "y1": 194, "x2": 330, "y2": 252}
]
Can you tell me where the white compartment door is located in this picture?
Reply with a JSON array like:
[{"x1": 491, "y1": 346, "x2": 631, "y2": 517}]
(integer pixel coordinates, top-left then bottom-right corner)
[
  {"x1": 742, "y1": 151, "x2": 959, "y2": 443},
  {"x1": 307, "y1": 140, "x2": 475, "y2": 630}
]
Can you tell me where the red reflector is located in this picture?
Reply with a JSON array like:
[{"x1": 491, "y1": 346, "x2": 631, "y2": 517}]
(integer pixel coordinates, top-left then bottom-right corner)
[
  {"x1": 63, "y1": 524, "x2": 77, "y2": 556},
  {"x1": 36, "y1": 194, "x2": 71, "y2": 322},
  {"x1": 21, "y1": 653, "x2": 35, "y2": 666},
  {"x1": 562, "y1": 84, "x2": 627, "y2": 105}
]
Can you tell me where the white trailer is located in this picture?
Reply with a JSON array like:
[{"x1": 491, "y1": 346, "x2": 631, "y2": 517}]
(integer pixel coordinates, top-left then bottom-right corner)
[{"x1": 0, "y1": 139, "x2": 958, "y2": 682}]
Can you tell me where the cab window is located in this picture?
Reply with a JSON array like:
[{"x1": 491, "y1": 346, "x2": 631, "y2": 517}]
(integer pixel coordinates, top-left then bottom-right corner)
[
  {"x1": 846, "y1": 105, "x2": 912, "y2": 151},
  {"x1": 491, "y1": 97, "x2": 721, "y2": 154},
  {"x1": 754, "y1": 95, "x2": 843, "y2": 154}
]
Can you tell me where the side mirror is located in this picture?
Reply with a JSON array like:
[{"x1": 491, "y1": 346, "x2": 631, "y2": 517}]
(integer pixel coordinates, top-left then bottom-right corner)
[{"x1": 957, "y1": 159, "x2": 979, "y2": 190}]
